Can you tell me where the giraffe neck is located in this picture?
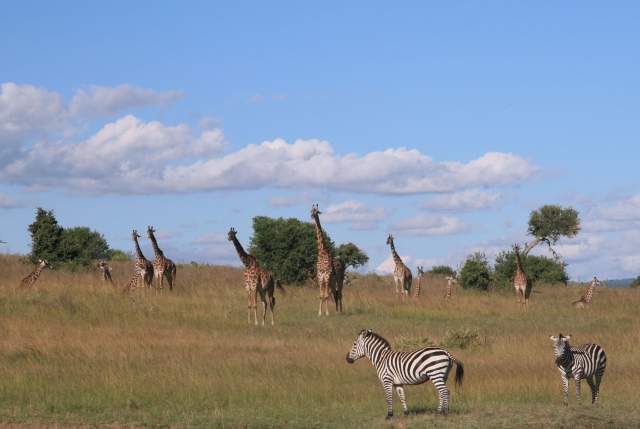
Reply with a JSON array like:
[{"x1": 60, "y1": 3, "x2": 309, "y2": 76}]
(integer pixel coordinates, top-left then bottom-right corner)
[
  {"x1": 133, "y1": 236, "x2": 146, "y2": 260},
  {"x1": 584, "y1": 282, "x2": 596, "y2": 303},
  {"x1": 389, "y1": 241, "x2": 403, "y2": 266},
  {"x1": 148, "y1": 232, "x2": 164, "y2": 258},
  {"x1": 514, "y1": 248, "x2": 524, "y2": 274},
  {"x1": 312, "y1": 215, "x2": 329, "y2": 257},
  {"x1": 446, "y1": 279, "x2": 453, "y2": 299},
  {"x1": 231, "y1": 236, "x2": 253, "y2": 267}
]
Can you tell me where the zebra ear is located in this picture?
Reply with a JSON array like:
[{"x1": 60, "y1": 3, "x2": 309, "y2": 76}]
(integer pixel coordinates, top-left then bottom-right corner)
[
  {"x1": 364, "y1": 329, "x2": 373, "y2": 337},
  {"x1": 549, "y1": 335, "x2": 557, "y2": 341},
  {"x1": 565, "y1": 335, "x2": 571, "y2": 341}
]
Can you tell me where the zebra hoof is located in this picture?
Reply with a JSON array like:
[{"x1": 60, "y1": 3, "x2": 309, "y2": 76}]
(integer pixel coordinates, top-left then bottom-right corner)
[
  {"x1": 403, "y1": 410, "x2": 409, "y2": 416},
  {"x1": 385, "y1": 413, "x2": 393, "y2": 420}
]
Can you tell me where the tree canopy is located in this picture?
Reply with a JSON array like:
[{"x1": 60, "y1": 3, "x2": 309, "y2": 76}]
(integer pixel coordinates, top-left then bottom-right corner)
[
  {"x1": 28, "y1": 208, "x2": 64, "y2": 264},
  {"x1": 525, "y1": 205, "x2": 580, "y2": 255},
  {"x1": 429, "y1": 265, "x2": 456, "y2": 277},
  {"x1": 335, "y1": 242, "x2": 369, "y2": 269}
]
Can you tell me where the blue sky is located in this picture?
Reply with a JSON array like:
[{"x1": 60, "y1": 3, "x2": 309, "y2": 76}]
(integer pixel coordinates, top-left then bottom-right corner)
[{"x1": 1, "y1": 2, "x2": 639, "y2": 280}]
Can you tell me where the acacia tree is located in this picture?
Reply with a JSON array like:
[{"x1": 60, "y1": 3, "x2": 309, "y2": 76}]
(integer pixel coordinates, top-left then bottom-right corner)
[
  {"x1": 335, "y1": 242, "x2": 369, "y2": 269},
  {"x1": 523, "y1": 205, "x2": 580, "y2": 256}
]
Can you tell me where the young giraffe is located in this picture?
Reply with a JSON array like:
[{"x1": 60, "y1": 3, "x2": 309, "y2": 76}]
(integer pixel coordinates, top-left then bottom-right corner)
[
  {"x1": 311, "y1": 204, "x2": 337, "y2": 316},
  {"x1": 97, "y1": 260, "x2": 114, "y2": 284},
  {"x1": 572, "y1": 276, "x2": 600, "y2": 309},
  {"x1": 19, "y1": 259, "x2": 51, "y2": 288},
  {"x1": 132, "y1": 229, "x2": 154, "y2": 288},
  {"x1": 445, "y1": 275, "x2": 457, "y2": 300},
  {"x1": 513, "y1": 244, "x2": 532, "y2": 309},
  {"x1": 227, "y1": 227, "x2": 280, "y2": 325},
  {"x1": 147, "y1": 226, "x2": 177, "y2": 290},
  {"x1": 333, "y1": 258, "x2": 345, "y2": 313},
  {"x1": 414, "y1": 266, "x2": 425, "y2": 298},
  {"x1": 386, "y1": 234, "x2": 412, "y2": 298}
]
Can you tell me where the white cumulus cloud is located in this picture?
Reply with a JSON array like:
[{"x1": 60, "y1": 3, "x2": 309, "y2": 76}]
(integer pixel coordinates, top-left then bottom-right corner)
[
  {"x1": 321, "y1": 200, "x2": 387, "y2": 230},
  {"x1": 391, "y1": 214, "x2": 467, "y2": 236},
  {"x1": 423, "y1": 189, "x2": 502, "y2": 211}
]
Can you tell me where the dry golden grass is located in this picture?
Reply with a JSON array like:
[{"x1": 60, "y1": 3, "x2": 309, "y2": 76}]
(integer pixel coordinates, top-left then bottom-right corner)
[{"x1": 1, "y1": 254, "x2": 639, "y2": 428}]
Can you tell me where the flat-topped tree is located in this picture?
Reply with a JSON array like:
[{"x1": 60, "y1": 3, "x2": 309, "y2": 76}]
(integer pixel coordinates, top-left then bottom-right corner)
[{"x1": 524, "y1": 205, "x2": 580, "y2": 256}]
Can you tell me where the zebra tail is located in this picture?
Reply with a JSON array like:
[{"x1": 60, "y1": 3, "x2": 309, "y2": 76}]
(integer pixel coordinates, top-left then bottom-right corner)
[{"x1": 454, "y1": 358, "x2": 464, "y2": 389}]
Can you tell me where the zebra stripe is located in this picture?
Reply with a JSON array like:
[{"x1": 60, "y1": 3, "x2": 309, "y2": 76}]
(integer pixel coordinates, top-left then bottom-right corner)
[
  {"x1": 550, "y1": 334, "x2": 606, "y2": 405},
  {"x1": 346, "y1": 329, "x2": 464, "y2": 418}
]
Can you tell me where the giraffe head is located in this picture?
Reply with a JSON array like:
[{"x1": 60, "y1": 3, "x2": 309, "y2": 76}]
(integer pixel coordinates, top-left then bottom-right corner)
[
  {"x1": 513, "y1": 243, "x2": 521, "y2": 254},
  {"x1": 446, "y1": 275, "x2": 457, "y2": 284},
  {"x1": 386, "y1": 234, "x2": 394, "y2": 246},
  {"x1": 132, "y1": 229, "x2": 141, "y2": 240},
  {"x1": 227, "y1": 227, "x2": 238, "y2": 241},
  {"x1": 38, "y1": 259, "x2": 51, "y2": 270},
  {"x1": 592, "y1": 276, "x2": 601, "y2": 287},
  {"x1": 97, "y1": 259, "x2": 110, "y2": 271},
  {"x1": 310, "y1": 204, "x2": 321, "y2": 220},
  {"x1": 147, "y1": 225, "x2": 156, "y2": 238},
  {"x1": 549, "y1": 333, "x2": 571, "y2": 357},
  {"x1": 416, "y1": 266, "x2": 424, "y2": 277}
]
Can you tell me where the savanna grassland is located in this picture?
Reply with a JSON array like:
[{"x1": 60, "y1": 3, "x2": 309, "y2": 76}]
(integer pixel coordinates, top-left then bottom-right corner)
[{"x1": 1, "y1": 254, "x2": 639, "y2": 429}]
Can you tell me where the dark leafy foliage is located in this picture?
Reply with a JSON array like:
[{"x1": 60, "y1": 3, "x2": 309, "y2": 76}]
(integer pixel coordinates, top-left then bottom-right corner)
[
  {"x1": 335, "y1": 242, "x2": 369, "y2": 269},
  {"x1": 494, "y1": 250, "x2": 568, "y2": 288},
  {"x1": 460, "y1": 252, "x2": 491, "y2": 291},
  {"x1": 429, "y1": 265, "x2": 456, "y2": 277}
]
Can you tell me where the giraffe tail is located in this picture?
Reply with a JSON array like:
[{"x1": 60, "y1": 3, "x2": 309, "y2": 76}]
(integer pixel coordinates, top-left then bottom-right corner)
[{"x1": 276, "y1": 279, "x2": 285, "y2": 294}]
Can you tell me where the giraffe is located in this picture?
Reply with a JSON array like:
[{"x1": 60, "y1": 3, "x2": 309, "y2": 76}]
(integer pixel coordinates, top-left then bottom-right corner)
[
  {"x1": 228, "y1": 227, "x2": 282, "y2": 325},
  {"x1": 311, "y1": 204, "x2": 337, "y2": 316},
  {"x1": 386, "y1": 234, "x2": 412, "y2": 298},
  {"x1": 445, "y1": 275, "x2": 457, "y2": 300},
  {"x1": 132, "y1": 229, "x2": 154, "y2": 288},
  {"x1": 147, "y1": 226, "x2": 177, "y2": 290},
  {"x1": 414, "y1": 266, "x2": 425, "y2": 298},
  {"x1": 97, "y1": 260, "x2": 113, "y2": 284},
  {"x1": 572, "y1": 276, "x2": 600, "y2": 308},
  {"x1": 19, "y1": 259, "x2": 50, "y2": 288},
  {"x1": 513, "y1": 244, "x2": 532, "y2": 309},
  {"x1": 121, "y1": 267, "x2": 145, "y2": 294},
  {"x1": 333, "y1": 258, "x2": 345, "y2": 313}
]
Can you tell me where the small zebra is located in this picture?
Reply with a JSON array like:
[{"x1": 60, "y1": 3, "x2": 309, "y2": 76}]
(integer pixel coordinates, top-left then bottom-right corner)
[
  {"x1": 549, "y1": 334, "x2": 606, "y2": 405},
  {"x1": 346, "y1": 329, "x2": 464, "y2": 418}
]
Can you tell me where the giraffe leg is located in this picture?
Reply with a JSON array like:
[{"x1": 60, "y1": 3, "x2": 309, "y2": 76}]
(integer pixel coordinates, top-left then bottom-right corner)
[
  {"x1": 247, "y1": 291, "x2": 252, "y2": 324},
  {"x1": 395, "y1": 385, "x2": 409, "y2": 415},
  {"x1": 261, "y1": 299, "x2": 267, "y2": 326}
]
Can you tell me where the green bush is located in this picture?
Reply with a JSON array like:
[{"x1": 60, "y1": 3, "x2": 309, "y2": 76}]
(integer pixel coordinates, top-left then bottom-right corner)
[
  {"x1": 630, "y1": 276, "x2": 640, "y2": 288},
  {"x1": 108, "y1": 249, "x2": 132, "y2": 261},
  {"x1": 442, "y1": 328, "x2": 481, "y2": 349},
  {"x1": 494, "y1": 250, "x2": 568, "y2": 288},
  {"x1": 429, "y1": 265, "x2": 456, "y2": 277},
  {"x1": 460, "y1": 252, "x2": 492, "y2": 291},
  {"x1": 28, "y1": 207, "x2": 112, "y2": 268}
]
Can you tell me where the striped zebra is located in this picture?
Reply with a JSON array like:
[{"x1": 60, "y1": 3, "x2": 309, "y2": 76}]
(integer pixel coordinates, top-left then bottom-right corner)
[
  {"x1": 346, "y1": 329, "x2": 464, "y2": 418},
  {"x1": 549, "y1": 334, "x2": 606, "y2": 405}
]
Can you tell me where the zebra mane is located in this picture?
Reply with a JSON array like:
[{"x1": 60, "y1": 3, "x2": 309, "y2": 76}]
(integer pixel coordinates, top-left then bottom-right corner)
[{"x1": 365, "y1": 330, "x2": 391, "y2": 350}]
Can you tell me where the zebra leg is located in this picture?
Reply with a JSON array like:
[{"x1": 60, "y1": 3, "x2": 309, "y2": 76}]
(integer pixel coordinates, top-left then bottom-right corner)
[
  {"x1": 574, "y1": 375, "x2": 582, "y2": 402},
  {"x1": 561, "y1": 374, "x2": 569, "y2": 406},
  {"x1": 395, "y1": 385, "x2": 409, "y2": 415},
  {"x1": 586, "y1": 376, "x2": 596, "y2": 404},
  {"x1": 594, "y1": 370, "x2": 604, "y2": 404},
  {"x1": 382, "y1": 380, "x2": 394, "y2": 419}
]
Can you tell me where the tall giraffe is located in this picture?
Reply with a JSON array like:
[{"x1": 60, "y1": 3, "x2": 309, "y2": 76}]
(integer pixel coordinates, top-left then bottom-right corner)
[
  {"x1": 97, "y1": 259, "x2": 114, "y2": 284},
  {"x1": 227, "y1": 227, "x2": 282, "y2": 325},
  {"x1": 132, "y1": 229, "x2": 154, "y2": 288},
  {"x1": 572, "y1": 276, "x2": 600, "y2": 308},
  {"x1": 147, "y1": 226, "x2": 177, "y2": 290},
  {"x1": 19, "y1": 259, "x2": 50, "y2": 288},
  {"x1": 333, "y1": 258, "x2": 345, "y2": 313},
  {"x1": 386, "y1": 234, "x2": 412, "y2": 298},
  {"x1": 414, "y1": 266, "x2": 425, "y2": 298},
  {"x1": 311, "y1": 204, "x2": 337, "y2": 316},
  {"x1": 513, "y1": 244, "x2": 532, "y2": 309},
  {"x1": 445, "y1": 275, "x2": 457, "y2": 300}
]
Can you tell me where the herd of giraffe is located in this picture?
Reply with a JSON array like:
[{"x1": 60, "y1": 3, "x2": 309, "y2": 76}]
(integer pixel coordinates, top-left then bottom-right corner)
[{"x1": 17, "y1": 205, "x2": 602, "y2": 320}]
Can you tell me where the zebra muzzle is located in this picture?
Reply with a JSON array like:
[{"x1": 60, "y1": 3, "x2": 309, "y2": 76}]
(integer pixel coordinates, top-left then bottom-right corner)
[{"x1": 346, "y1": 354, "x2": 354, "y2": 364}]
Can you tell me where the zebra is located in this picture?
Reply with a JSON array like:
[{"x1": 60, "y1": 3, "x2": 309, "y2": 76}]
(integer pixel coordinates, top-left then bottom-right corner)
[
  {"x1": 549, "y1": 334, "x2": 606, "y2": 405},
  {"x1": 346, "y1": 329, "x2": 464, "y2": 419}
]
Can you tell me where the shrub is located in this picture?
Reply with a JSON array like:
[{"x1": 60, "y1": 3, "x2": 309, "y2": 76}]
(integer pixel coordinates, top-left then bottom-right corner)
[
  {"x1": 494, "y1": 250, "x2": 568, "y2": 288},
  {"x1": 630, "y1": 276, "x2": 640, "y2": 288},
  {"x1": 429, "y1": 265, "x2": 456, "y2": 277},
  {"x1": 442, "y1": 328, "x2": 481, "y2": 349},
  {"x1": 460, "y1": 252, "x2": 491, "y2": 291}
]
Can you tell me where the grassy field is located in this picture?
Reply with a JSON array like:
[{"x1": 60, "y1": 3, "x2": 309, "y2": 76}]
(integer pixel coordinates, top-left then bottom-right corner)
[{"x1": 1, "y1": 254, "x2": 639, "y2": 429}]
